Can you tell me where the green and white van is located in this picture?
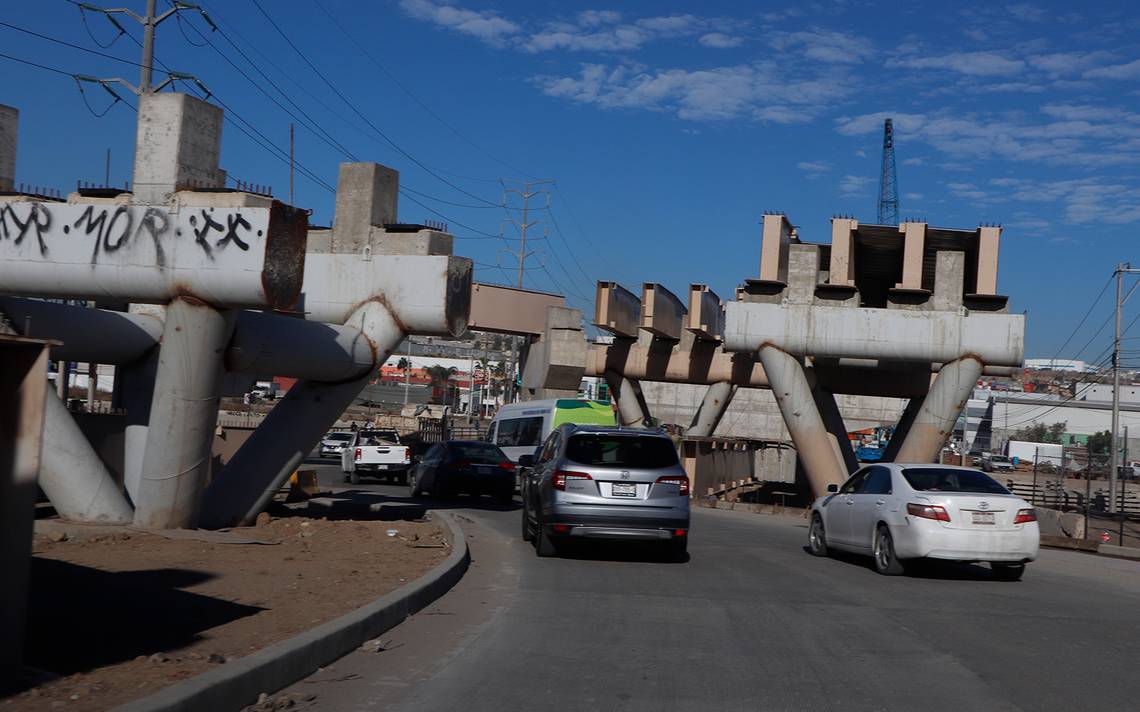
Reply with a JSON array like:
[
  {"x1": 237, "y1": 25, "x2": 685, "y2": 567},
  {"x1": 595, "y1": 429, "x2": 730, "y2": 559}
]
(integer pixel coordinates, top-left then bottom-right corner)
[{"x1": 489, "y1": 399, "x2": 616, "y2": 464}]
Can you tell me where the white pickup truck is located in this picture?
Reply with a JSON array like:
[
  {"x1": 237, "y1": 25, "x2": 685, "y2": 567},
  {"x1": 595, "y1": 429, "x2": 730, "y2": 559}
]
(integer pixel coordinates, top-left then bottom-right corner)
[{"x1": 341, "y1": 429, "x2": 411, "y2": 485}]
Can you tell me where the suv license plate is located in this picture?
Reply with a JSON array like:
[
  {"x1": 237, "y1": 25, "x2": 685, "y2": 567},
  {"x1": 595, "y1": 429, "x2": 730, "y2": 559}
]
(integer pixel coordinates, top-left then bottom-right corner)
[
  {"x1": 972, "y1": 512, "x2": 995, "y2": 525},
  {"x1": 611, "y1": 482, "x2": 637, "y2": 497}
]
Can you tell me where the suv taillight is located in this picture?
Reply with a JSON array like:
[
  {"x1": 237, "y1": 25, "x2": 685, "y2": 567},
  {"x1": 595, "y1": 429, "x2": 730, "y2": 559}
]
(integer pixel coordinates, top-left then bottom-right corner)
[
  {"x1": 655, "y1": 475, "x2": 690, "y2": 496},
  {"x1": 354, "y1": 447, "x2": 362, "y2": 461},
  {"x1": 553, "y1": 470, "x2": 592, "y2": 491},
  {"x1": 1014, "y1": 508, "x2": 1036, "y2": 524},
  {"x1": 907, "y1": 503, "x2": 951, "y2": 522}
]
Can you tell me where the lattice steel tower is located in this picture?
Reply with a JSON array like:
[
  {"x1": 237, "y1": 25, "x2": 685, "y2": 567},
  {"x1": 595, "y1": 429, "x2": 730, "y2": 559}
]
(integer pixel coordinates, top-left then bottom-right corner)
[{"x1": 877, "y1": 118, "x2": 899, "y2": 225}]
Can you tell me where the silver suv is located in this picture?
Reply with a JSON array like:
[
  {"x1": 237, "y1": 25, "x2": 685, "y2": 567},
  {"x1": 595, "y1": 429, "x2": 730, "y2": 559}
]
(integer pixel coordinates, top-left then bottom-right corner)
[{"x1": 519, "y1": 424, "x2": 691, "y2": 558}]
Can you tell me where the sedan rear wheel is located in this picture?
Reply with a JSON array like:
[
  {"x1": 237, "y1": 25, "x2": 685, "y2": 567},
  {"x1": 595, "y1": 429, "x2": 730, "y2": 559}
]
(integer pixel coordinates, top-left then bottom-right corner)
[
  {"x1": 808, "y1": 514, "x2": 829, "y2": 557},
  {"x1": 408, "y1": 472, "x2": 420, "y2": 498},
  {"x1": 873, "y1": 525, "x2": 905, "y2": 576}
]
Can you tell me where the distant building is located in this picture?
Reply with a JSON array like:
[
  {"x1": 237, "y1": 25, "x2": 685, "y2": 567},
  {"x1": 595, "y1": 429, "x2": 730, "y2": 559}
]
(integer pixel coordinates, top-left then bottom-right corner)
[{"x1": 1023, "y1": 358, "x2": 1097, "y2": 373}]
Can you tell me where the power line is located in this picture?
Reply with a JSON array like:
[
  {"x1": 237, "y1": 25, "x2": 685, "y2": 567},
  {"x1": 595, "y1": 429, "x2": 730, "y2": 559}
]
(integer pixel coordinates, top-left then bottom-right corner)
[
  {"x1": 0, "y1": 51, "x2": 78, "y2": 78},
  {"x1": 310, "y1": 0, "x2": 534, "y2": 181},
  {"x1": 1050, "y1": 274, "x2": 1114, "y2": 364},
  {"x1": 247, "y1": 0, "x2": 503, "y2": 209}
]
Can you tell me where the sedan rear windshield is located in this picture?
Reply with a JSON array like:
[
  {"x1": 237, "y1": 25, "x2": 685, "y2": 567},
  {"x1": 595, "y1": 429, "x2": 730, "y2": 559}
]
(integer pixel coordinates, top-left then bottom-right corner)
[
  {"x1": 448, "y1": 442, "x2": 508, "y2": 463},
  {"x1": 566, "y1": 434, "x2": 679, "y2": 469},
  {"x1": 902, "y1": 468, "x2": 1010, "y2": 494}
]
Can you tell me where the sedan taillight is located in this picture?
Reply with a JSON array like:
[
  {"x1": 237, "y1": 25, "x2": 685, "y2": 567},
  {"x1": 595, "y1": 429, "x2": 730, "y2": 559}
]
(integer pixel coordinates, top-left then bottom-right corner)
[
  {"x1": 655, "y1": 475, "x2": 690, "y2": 496},
  {"x1": 1014, "y1": 508, "x2": 1036, "y2": 524},
  {"x1": 354, "y1": 447, "x2": 362, "y2": 461},
  {"x1": 499, "y1": 461, "x2": 515, "y2": 471},
  {"x1": 907, "y1": 503, "x2": 951, "y2": 522},
  {"x1": 553, "y1": 470, "x2": 592, "y2": 491}
]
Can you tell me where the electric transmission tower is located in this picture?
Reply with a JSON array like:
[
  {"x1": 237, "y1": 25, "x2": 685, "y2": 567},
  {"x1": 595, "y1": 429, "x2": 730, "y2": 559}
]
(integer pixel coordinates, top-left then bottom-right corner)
[
  {"x1": 500, "y1": 179, "x2": 554, "y2": 288},
  {"x1": 877, "y1": 117, "x2": 900, "y2": 225},
  {"x1": 75, "y1": 0, "x2": 215, "y2": 96}
]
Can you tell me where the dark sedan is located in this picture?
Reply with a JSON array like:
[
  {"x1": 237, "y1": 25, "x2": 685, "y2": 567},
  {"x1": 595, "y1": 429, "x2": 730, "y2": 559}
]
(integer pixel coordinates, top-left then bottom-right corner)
[{"x1": 408, "y1": 441, "x2": 516, "y2": 503}]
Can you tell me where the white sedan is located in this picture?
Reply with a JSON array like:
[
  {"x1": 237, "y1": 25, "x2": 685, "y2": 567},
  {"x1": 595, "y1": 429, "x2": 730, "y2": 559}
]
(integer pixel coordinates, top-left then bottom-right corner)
[{"x1": 808, "y1": 463, "x2": 1039, "y2": 580}]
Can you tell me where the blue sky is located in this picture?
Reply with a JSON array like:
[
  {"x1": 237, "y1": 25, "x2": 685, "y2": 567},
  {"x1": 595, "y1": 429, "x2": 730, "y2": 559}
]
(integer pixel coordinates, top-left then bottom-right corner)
[{"x1": 3, "y1": 0, "x2": 1140, "y2": 360}]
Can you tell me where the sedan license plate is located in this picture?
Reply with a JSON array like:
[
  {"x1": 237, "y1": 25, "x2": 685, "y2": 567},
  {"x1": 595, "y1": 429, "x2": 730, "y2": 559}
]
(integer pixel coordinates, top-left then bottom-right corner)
[
  {"x1": 972, "y1": 511, "x2": 995, "y2": 525},
  {"x1": 611, "y1": 482, "x2": 637, "y2": 497}
]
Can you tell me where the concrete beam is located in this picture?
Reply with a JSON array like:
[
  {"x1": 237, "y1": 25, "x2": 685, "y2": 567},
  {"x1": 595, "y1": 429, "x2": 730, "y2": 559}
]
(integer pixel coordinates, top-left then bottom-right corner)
[
  {"x1": 976, "y1": 226, "x2": 1002, "y2": 295},
  {"x1": 594, "y1": 281, "x2": 641, "y2": 337},
  {"x1": 227, "y1": 310, "x2": 380, "y2": 382},
  {"x1": 686, "y1": 284, "x2": 724, "y2": 341},
  {"x1": 640, "y1": 283, "x2": 686, "y2": 339},
  {"x1": 828, "y1": 217, "x2": 858, "y2": 286},
  {"x1": 467, "y1": 282, "x2": 565, "y2": 336},
  {"x1": 723, "y1": 301, "x2": 1024, "y2": 367},
  {"x1": 759, "y1": 214, "x2": 793, "y2": 283},
  {"x1": 586, "y1": 340, "x2": 767, "y2": 388},
  {"x1": 0, "y1": 198, "x2": 309, "y2": 310},
  {"x1": 40, "y1": 385, "x2": 133, "y2": 524},
  {"x1": 895, "y1": 221, "x2": 927, "y2": 290},
  {"x1": 0, "y1": 297, "x2": 163, "y2": 364}
]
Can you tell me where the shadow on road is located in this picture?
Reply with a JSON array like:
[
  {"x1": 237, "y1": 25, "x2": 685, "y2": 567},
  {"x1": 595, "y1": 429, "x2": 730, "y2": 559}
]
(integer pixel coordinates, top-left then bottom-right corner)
[
  {"x1": 550, "y1": 538, "x2": 690, "y2": 565},
  {"x1": 801, "y1": 546, "x2": 1019, "y2": 582}
]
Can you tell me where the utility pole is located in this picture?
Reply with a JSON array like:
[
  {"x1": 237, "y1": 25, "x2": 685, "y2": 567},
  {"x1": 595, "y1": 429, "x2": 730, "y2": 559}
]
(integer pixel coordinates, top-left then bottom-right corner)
[
  {"x1": 403, "y1": 338, "x2": 411, "y2": 407},
  {"x1": 1110, "y1": 263, "x2": 1124, "y2": 513},
  {"x1": 79, "y1": 1, "x2": 216, "y2": 96},
  {"x1": 500, "y1": 178, "x2": 554, "y2": 402}
]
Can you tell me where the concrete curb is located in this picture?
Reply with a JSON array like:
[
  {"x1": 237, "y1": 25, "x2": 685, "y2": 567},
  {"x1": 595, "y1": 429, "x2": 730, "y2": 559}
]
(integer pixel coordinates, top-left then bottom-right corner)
[{"x1": 112, "y1": 512, "x2": 470, "y2": 712}]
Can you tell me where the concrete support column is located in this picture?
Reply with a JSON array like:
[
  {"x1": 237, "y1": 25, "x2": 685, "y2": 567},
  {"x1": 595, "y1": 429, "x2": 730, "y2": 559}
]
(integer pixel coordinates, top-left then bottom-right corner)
[
  {"x1": 40, "y1": 385, "x2": 133, "y2": 524},
  {"x1": 881, "y1": 397, "x2": 924, "y2": 463},
  {"x1": 976, "y1": 226, "x2": 1001, "y2": 295},
  {"x1": 895, "y1": 222, "x2": 927, "y2": 290},
  {"x1": 133, "y1": 298, "x2": 236, "y2": 529},
  {"x1": 604, "y1": 370, "x2": 653, "y2": 428},
  {"x1": 120, "y1": 353, "x2": 158, "y2": 503},
  {"x1": 757, "y1": 345, "x2": 848, "y2": 496},
  {"x1": 199, "y1": 302, "x2": 404, "y2": 529},
  {"x1": 687, "y1": 382, "x2": 736, "y2": 437},
  {"x1": 0, "y1": 104, "x2": 16, "y2": 192},
  {"x1": 828, "y1": 217, "x2": 858, "y2": 286},
  {"x1": 894, "y1": 356, "x2": 984, "y2": 464},
  {"x1": 759, "y1": 214, "x2": 793, "y2": 283},
  {"x1": 811, "y1": 385, "x2": 859, "y2": 474}
]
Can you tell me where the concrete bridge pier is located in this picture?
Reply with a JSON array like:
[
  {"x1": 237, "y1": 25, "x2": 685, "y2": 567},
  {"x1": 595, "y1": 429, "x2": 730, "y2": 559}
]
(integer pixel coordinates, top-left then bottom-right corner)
[
  {"x1": 133, "y1": 298, "x2": 237, "y2": 529},
  {"x1": 687, "y1": 381, "x2": 736, "y2": 437},
  {"x1": 881, "y1": 397, "x2": 923, "y2": 463},
  {"x1": 893, "y1": 356, "x2": 984, "y2": 464},
  {"x1": 40, "y1": 385, "x2": 134, "y2": 524},
  {"x1": 757, "y1": 345, "x2": 848, "y2": 495},
  {"x1": 605, "y1": 370, "x2": 654, "y2": 428},
  {"x1": 811, "y1": 384, "x2": 860, "y2": 475},
  {"x1": 118, "y1": 352, "x2": 158, "y2": 503},
  {"x1": 199, "y1": 302, "x2": 406, "y2": 529}
]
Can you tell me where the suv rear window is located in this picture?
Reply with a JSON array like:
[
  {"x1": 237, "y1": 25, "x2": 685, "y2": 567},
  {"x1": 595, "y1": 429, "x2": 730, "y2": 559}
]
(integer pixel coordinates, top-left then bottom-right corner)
[
  {"x1": 902, "y1": 468, "x2": 1009, "y2": 494},
  {"x1": 565, "y1": 434, "x2": 679, "y2": 469}
]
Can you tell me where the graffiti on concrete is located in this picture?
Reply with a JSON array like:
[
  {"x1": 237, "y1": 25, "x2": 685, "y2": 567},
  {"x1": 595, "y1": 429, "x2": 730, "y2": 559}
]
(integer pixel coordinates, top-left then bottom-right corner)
[
  {"x1": 0, "y1": 201, "x2": 264, "y2": 267},
  {"x1": 0, "y1": 202, "x2": 52, "y2": 256}
]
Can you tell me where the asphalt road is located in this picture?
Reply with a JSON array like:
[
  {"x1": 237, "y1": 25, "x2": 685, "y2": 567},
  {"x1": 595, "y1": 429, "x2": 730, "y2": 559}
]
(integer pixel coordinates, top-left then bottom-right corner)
[{"x1": 291, "y1": 458, "x2": 1140, "y2": 712}]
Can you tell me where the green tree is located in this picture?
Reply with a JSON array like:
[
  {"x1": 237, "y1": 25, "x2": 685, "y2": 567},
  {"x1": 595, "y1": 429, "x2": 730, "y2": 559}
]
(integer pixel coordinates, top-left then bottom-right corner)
[
  {"x1": 1011, "y1": 421, "x2": 1067, "y2": 444},
  {"x1": 1087, "y1": 430, "x2": 1112, "y2": 455}
]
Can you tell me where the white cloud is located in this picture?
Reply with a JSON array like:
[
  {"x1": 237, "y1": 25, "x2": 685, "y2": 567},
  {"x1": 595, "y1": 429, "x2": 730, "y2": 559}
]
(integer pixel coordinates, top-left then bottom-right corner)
[
  {"x1": 768, "y1": 30, "x2": 874, "y2": 64},
  {"x1": 699, "y1": 32, "x2": 745, "y2": 49},
  {"x1": 1085, "y1": 59, "x2": 1140, "y2": 80},
  {"x1": 1028, "y1": 50, "x2": 1117, "y2": 76},
  {"x1": 523, "y1": 14, "x2": 711, "y2": 53},
  {"x1": 991, "y1": 177, "x2": 1140, "y2": 224},
  {"x1": 797, "y1": 160, "x2": 833, "y2": 177},
  {"x1": 902, "y1": 156, "x2": 925, "y2": 166},
  {"x1": 1008, "y1": 3, "x2": 1047, "y2": 22},
  {"x1": 888, "y1": 51, "x2": 1026, "y2": 77},
  {"x1": 536, "y1": 61, "x2": 854, "y2": 122},
  {"x1": 398, "y1": 0, "x2": 520, "y2": 43},
  {"x1": 834, "y1": 109, "x2": 1140, "y2": 167},
  {"x1": 839, "y1": 175, "x2": 874, "y2": 197},
  {"x1": 904, "y1": 192, "x2": 924, "y2": 200}
]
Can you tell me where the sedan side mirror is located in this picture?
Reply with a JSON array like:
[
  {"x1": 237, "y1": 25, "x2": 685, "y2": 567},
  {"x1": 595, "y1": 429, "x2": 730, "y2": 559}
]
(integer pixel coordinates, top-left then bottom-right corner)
[
  {"x1": 517, "y1": 454, "x2": 535, "y2": 468},
  {"x1": 826, "y1": 483, "x2": 839, "y2": 494}
]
